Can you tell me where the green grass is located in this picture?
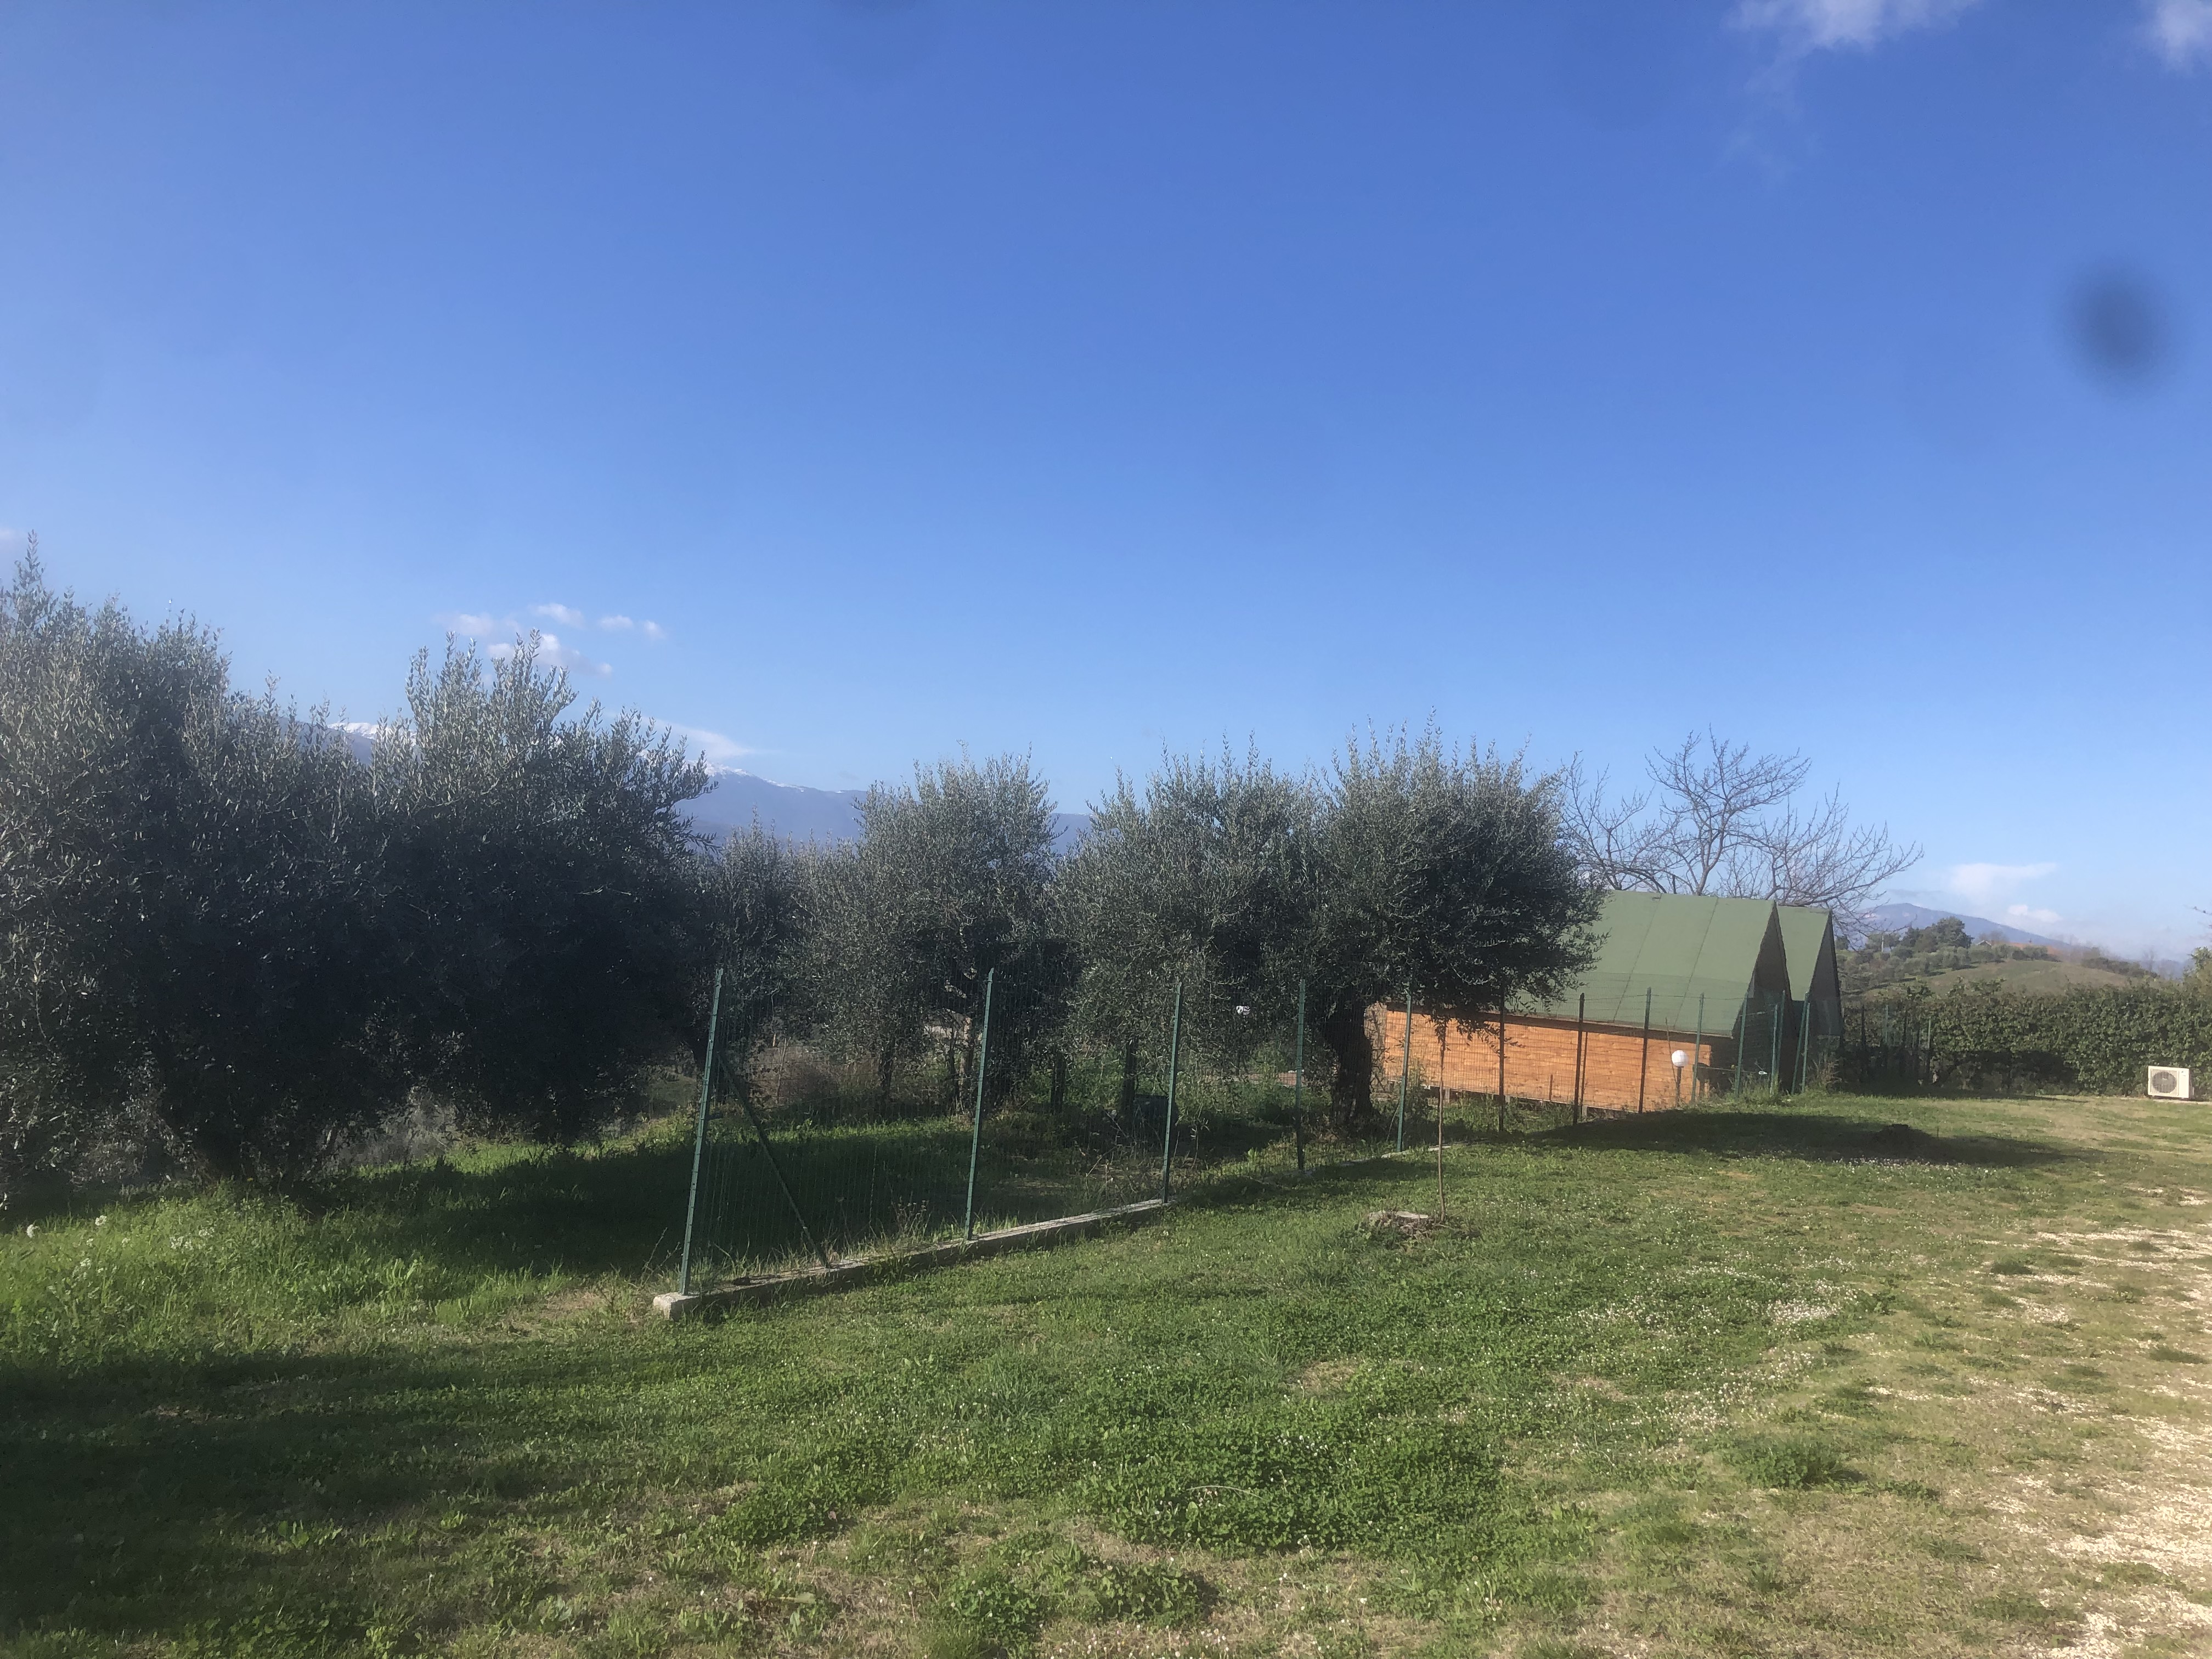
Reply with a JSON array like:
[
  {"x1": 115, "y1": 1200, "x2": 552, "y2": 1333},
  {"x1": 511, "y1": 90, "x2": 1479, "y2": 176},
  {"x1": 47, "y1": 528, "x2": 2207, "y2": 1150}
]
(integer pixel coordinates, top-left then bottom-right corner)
[
  {"x1": 1907, "y1": 956, "x2": 2147, "y2": 995},
  {"x1": 8, "y1": 1090, "x2": 2212, "y2": 1656}
]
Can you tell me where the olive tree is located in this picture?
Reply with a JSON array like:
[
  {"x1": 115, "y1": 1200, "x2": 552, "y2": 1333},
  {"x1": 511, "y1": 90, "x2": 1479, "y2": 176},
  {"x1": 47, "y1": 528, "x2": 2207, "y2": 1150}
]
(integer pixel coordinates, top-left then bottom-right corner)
[
  {"x1": 800, "y1": 836, "x2": 935, "y2": 1106},
  {"x1": 1062, "y1": 746, "x2": 1313, "y2": 1109},
  {"x1": 1305, "y1": 730, "x2": 1599, "y2": 1124},
  {"x1": 696, "y1": 823, "x2": 809, "y2": 1057},
  {"x1": 0, "y1": 554, "x2": 404, "y2": 1186},
  {"x1": 373, "y1": 637, "x2": 709, "y2": 1144},
  {"x1": 804, "y1": 754, "x2": 1067, "y2": 1110}
]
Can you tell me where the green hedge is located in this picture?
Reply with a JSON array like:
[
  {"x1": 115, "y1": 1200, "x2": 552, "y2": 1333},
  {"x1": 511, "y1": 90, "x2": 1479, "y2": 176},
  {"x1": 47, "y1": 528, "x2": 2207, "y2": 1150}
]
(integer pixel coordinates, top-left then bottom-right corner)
[{"x1": 1847, "y1": 985, "x2": 2212, "y2": 1096}]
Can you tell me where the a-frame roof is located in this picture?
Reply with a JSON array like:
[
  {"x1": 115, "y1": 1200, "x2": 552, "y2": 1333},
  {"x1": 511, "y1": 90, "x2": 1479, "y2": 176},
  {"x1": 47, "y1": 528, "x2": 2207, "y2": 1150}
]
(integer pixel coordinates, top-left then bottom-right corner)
[
  {"x1": 1516, "y1": 891, "x2": 1784, "y2": 1033},
  {"x1": 1776, "y1": 905, "x2": 1838, "y2": 1003}
]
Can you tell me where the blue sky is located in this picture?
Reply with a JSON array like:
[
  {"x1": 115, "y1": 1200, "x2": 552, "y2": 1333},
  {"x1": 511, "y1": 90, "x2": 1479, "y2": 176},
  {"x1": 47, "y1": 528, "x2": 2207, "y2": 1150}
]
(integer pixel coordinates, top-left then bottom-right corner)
[{"x1": 1, "y1": 1, "x2": 2207, "y2": 955}]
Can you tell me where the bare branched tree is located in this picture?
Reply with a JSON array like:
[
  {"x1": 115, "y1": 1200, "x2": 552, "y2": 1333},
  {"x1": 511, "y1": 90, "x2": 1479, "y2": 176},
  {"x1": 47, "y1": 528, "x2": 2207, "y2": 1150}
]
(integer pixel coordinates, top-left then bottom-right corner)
[{"x1": 1564, "y1": 732, "x2": 1918, "y2": 926}]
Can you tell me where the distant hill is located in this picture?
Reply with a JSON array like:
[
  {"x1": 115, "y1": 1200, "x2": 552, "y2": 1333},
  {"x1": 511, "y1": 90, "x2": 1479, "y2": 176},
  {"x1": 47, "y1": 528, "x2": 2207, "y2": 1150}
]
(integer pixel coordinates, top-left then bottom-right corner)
[
  {"x1": 684, "y1": 768, "x2": 1092, "y2": 851},
  {"x1": 684, "y1": 769, "x2": 868, "y2": 844},
  {"x1": 1909, "y1": 957, "x2": 2153, "y2": 995},
  {"x1": 1859, "y1": 902, "x2": 2063, "y2": 949},
  {"x1": 328, "y1": 733, "x2": 1090, "y2": 850},
  {"x1": 332, "y1": 723, "x2": 377, "y2": 766}
]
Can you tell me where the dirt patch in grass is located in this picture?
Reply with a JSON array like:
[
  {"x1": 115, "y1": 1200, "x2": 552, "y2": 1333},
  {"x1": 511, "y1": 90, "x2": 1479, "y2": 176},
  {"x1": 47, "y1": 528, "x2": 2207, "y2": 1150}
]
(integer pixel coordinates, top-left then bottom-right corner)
[
  {"x1": 533, "y1": 1284, "x2": 624, "y2": 1323},
  {"x1": 1294, "y1": 1358, "x2": 1361, "y2": 1395}
]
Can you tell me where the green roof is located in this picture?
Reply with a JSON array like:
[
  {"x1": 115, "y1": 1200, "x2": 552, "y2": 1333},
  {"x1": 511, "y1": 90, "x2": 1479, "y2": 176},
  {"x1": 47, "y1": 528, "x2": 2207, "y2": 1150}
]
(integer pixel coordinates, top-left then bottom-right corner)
[
  {"x1": 1776, "y1": 905, "x2": 1836, "y2": 1003},
  {"x1": 1516, "y1": 891, "x2": 1780, "y2": 1033}
]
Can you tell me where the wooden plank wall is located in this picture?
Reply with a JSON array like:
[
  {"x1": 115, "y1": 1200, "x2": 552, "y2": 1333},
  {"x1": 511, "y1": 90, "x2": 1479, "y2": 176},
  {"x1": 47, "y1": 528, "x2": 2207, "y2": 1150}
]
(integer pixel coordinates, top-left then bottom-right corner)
[{"x1": 1367, "y1": 1008, "x2": 1716, "y2": 1113}]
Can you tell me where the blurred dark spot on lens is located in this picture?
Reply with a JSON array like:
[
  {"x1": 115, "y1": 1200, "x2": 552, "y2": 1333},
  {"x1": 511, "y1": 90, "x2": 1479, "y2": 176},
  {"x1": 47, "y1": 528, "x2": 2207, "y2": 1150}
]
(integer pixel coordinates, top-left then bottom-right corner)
[{"x1": 2067, "y1": 270, "x2": 2172, "y2": 388}]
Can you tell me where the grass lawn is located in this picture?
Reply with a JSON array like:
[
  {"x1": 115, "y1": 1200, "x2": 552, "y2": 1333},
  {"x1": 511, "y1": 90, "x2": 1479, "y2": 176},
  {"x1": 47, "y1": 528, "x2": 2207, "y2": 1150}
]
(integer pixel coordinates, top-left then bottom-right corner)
[{"x1": 8, "y1": 1091, "x2": 2212, "y2": 1657}]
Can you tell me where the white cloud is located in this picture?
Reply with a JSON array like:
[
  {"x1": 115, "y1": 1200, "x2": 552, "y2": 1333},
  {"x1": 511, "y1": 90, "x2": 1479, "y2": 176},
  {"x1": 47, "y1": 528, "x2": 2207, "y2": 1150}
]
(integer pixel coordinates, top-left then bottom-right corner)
[
  {"x1": 441, "y1": 601, "x2": 658, "y2": 665},
  {"x1": 2006, "y1": 902, "x2": 2063, "y2": 926},
  {"x1": 1735, "y1": 0, "x2": 1982, "y2": 53},
  {"x1": 529, "y1": 605, "x2": 664, "y2": 637},
  {"x1": 663, "y1": 723, "x2": 754, "y2": 765},
  {"x1": 1943, "y1": 860, "x2": 2059, "y2": 909},
  {"x1": 2146, "y1": 0, "x2": 2212, "y2": 67},
  {"x1": 439, "y1": 611, "x2": 612, "y2": 677},
  {"x1": 522, "y1": 632, "x2": 610, "y2": 678}
]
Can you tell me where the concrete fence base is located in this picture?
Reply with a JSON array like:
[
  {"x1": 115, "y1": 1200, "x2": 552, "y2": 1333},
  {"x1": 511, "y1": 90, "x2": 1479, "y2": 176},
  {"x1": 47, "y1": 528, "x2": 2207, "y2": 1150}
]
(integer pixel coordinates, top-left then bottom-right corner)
[{"x1": 652, "y1": 1196, "x2": 1173, "y2": 1321}]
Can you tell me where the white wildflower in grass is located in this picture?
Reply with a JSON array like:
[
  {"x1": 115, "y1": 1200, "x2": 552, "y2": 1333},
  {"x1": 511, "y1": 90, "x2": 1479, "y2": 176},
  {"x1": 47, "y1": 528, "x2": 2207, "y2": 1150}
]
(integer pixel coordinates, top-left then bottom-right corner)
[
  {"x1": 21, "y1": 1224, "x2": 33, "y2": 1238},
  {"x1": 94, "y1": 1215, "x2": 109, "y2": 1227}
]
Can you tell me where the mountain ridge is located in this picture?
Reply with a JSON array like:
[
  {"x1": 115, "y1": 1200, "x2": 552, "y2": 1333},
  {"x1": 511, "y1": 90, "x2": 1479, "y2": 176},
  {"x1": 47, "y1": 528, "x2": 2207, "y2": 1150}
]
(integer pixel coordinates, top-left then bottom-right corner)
[
  {"x1": 1859, "y1": 902, "x2": 2063, "y2": 948},
  {"x1": 326, "y1": 735, "x2": 1091, "y2": 850},
  {"x1": 684, "y1": 766, "x2": 1092, "y2": 850}
]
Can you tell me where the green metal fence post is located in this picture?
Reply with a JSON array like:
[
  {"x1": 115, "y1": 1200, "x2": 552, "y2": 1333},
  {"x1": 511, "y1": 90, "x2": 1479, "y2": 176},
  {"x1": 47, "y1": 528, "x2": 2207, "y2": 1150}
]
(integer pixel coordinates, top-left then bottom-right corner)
[
  {"x1": 963, "y1": 968, "x2": 995, "y2": 1242},
  {"x1": 1436, "y1": 1045, "x2": 1447, "y2": 1218},
  {"x1": 1769, "y1": 992, "x2": 1783, "y2": 1098},
  {"x1": 1396, "y1": 983, "x2": 1413, "y2": 1153},
  {"x1": 1292, "y1": 978, "x2": 1307, "y2": 1173},
  {"x1": 1573, "y1": 991, "x2": 1587, "y2": 1124},
  {"x1": 1732, "y1": 995, "x2": 1748, "y2": 1097},
  {"x1": 1160, "y1": 979, "x2": 1183, "y2": 1200},
  {"x1": 1637, "y1": 986, "x2": 1652, "y2": 1115},
  {"x1": 1496, "y1": 1003, "x2": 1508, "y2": 1131},
  {"x1": 677, "y1": 967, "x2": 725, "y2": 1296},
  {"x1": 1691, "y1": 992, "x2": 1706, "y2": 1103},
  {"x1": 1795, "y1": 998, "x2": 1813, "y2": 1092}
]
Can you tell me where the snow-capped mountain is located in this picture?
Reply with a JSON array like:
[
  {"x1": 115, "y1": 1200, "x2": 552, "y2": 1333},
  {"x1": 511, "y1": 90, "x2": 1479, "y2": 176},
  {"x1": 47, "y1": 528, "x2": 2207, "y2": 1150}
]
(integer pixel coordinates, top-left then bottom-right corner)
[{"x1": 684, "y1": 768, "x2": 1091, "y2": 850}]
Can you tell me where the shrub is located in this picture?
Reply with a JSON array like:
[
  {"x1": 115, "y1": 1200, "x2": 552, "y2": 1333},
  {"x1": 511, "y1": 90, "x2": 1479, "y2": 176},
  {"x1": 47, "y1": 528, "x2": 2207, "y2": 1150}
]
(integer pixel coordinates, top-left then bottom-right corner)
[{"x1": 1860, "y1": 983, "x2": 2212, "y2": 1095}]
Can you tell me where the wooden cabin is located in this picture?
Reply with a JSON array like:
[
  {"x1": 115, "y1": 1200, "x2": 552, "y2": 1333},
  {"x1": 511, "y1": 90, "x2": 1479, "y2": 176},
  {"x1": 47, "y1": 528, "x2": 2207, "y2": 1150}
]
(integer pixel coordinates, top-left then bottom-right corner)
[{"x1": 1369, "y1": 893, "x2": 1842, "y2": 1113}]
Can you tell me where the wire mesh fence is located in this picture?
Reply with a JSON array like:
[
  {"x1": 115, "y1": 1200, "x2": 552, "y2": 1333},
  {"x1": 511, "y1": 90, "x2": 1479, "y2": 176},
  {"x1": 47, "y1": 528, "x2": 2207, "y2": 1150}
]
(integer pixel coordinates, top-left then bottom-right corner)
[
  {"x1": 670, "y1": 971, "x2": 1850, "y2": 1296},
  {"x1": 1841, "y1": 998, "x2": 1941, "y2": 1092},
  {"x1": 673, "y1": 972, "x2": 1297, "y2": 1292}
]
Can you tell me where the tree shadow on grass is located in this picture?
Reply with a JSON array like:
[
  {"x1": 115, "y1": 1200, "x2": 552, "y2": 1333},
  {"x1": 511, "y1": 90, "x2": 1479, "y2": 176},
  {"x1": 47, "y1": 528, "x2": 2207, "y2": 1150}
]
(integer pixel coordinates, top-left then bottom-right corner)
[
  {"x1": 330, "y1": 1137, "x2": 701, "y2": 1280},
  {"x1": 314, "y1": 1109, "x2": 1296, "y2": 1294},
  {"x1": 0, "y1": 1336, "x2": 725, "y2": 1650},
  {"x1": 9, "y1": 1109, "x2": 1312, "y2": 1355},
  {"x1": 1533, "y1": 1108, "x2": 2078, "y2": 1170}
]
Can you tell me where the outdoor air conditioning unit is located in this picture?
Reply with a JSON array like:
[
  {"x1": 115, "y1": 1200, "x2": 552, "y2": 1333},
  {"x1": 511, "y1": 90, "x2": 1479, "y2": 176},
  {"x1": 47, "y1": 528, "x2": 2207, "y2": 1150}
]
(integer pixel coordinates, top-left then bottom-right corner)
[{"x1": 2148, "y1": 1067, "x2": 2192, "y2": 1101}]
